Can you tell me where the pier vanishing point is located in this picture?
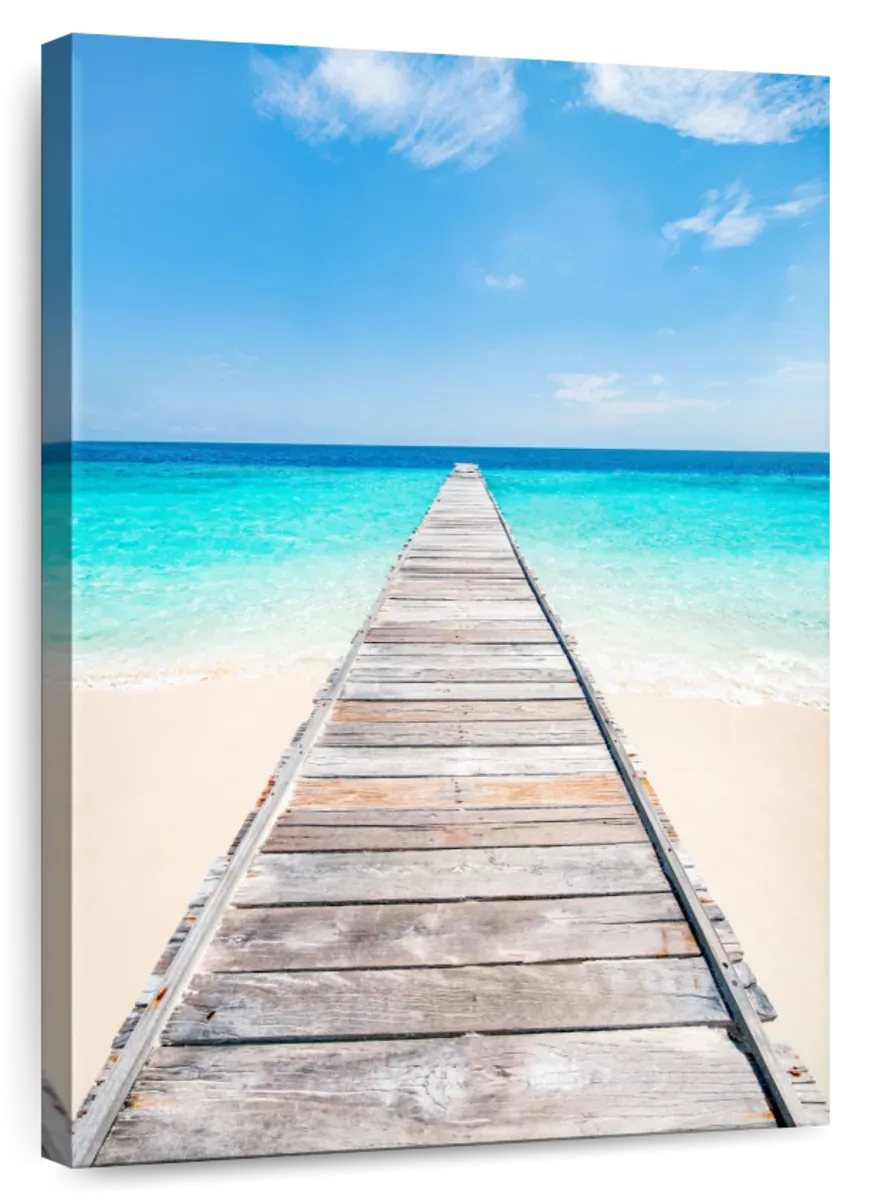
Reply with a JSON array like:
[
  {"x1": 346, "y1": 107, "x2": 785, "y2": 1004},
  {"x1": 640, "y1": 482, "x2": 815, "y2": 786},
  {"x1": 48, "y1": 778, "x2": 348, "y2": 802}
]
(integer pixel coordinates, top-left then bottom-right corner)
[{"x1": 69, "y1": 465, "x2": 827, "y2": 1166}]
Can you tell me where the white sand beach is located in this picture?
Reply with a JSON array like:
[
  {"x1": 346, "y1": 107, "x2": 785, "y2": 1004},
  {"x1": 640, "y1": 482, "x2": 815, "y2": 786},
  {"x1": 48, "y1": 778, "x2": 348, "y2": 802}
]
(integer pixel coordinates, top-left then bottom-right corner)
[{"x1": 70, "y1": 671, "x2": 829, "y2": 1115}]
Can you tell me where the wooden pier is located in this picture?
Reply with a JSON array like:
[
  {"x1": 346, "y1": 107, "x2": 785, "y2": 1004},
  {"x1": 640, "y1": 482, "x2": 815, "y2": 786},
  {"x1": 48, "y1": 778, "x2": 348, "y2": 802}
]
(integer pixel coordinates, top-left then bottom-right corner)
[{"x1": 72, "y1": 464, "x2": 826, "y2": 1166}]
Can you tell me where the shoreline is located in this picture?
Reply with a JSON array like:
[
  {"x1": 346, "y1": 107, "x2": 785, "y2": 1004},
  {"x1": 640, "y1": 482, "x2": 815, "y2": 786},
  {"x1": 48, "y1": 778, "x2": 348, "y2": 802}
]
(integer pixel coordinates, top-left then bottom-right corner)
[
  {"x1": 68, "y1": 652, "x2": 830, "y2": 711},
  {"x1": 69, "y1": 665, "x2": 829, "y2": 1115}
]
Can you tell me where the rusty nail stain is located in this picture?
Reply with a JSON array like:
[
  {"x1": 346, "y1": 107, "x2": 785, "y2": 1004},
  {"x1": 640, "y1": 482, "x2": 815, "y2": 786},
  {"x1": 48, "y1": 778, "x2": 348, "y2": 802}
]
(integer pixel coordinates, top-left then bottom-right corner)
[{"x1": 656, "y1": 927, "x2": 671, "y2": 958}]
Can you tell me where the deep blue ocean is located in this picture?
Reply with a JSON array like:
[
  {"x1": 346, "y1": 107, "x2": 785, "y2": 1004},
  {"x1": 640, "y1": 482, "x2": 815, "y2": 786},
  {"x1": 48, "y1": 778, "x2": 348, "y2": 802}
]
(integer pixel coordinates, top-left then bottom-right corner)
[{"x1": 47, "y1": 443, "x2": 829, "y2": 705}]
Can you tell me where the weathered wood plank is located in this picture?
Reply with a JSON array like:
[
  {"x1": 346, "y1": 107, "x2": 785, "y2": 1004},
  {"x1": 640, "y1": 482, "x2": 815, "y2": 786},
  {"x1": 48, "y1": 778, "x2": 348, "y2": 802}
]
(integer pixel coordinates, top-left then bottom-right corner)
[
  {"x1": 358, "y1": 642, "x2": 567, "y2": 657},
  {"x1": 332, "y1": 699, "x2": 592, "y2": 722},
  {"x1": 320, "y1": 720, "x2": 600, "y2": 747},
  {"x1": 263, "y1": 812, "x2": 646, "y2": 851},
  {"x1": 276, "y1": 803, "x2": 641, "y2": 827},
  {"x1": 165, "y1": 957, "x2": 725, "y2": 1045},
  {"x1": 366, "y1": 625, "x2": 557, "y2": 644},
  {"x1": 342, "y1": 682, "x2": 582, "y2": 700},
  {"x1": 236, "y1": 843, "x2": 667, "y2": 905},
  {"x1": 391, "y1": 554, "x2": 514, "y2": 561},
  {"x1": 404, "y1": 551, "x2": 518, "y2": 561},
  {"x1": 399, "y1": 541, "x2": 513, "y2": 548},
  {"x1": 347, "y1": 665, "x2": 577, "y2": 683},
  {"x1": 398, "y1": 565, "x2": 526, "y2": 577},
  {"x1": 204, "y1": 893, "x2": 697, "y2": 972},
  {"x1": 98, "y1": 1027, "x2": 775, "y2": 1163},
  {"x1": 388, "y1": 587, "x2": 535, "y2": 600},
  {"x1": 288, "y1": 775, "x2": 627, "y2": 809},
  {"x1": 302, "y1": 745, "x2": 614, "y2": 777},
  {"x1": 396, "y1": 575, "x2": 527, "y2": 586},
  {"x1": 351, "y1": 657, "x2": 570, "y2": 672},
  {"x1": 378, "y1": 602, "x2": 544, "y2": 621}
]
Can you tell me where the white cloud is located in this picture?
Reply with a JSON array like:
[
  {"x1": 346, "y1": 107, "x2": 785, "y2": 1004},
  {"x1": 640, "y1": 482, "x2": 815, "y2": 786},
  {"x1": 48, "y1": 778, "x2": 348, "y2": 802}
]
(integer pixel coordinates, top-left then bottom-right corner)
[
  {"x1": 656, "y1": 327, "x2": 676, "y2": 337},
  {"x1": 252, "y1": 48, "x2": 524, "y2": 169},
  {"x1": 483, "y1": 272, "x2": 525, "y2": 290},
  {"x1": 768, "y1": 186, "x2": 829, "y2": 219},
  {"x1": 663, "y1": 181, "x2": 826, "y2": 250},
  {"x1": 550, "y1": 371, "x2": 721, "y2": 425},
  {"x1": 752, "y1": 361, "x2": 828, "y2": 385},
  {"x1": 552, "y1": 373, "x2": 624, "y2": 405},
  {"x1": 582, "y1": 64, "x2": 829, "y2": 144}
]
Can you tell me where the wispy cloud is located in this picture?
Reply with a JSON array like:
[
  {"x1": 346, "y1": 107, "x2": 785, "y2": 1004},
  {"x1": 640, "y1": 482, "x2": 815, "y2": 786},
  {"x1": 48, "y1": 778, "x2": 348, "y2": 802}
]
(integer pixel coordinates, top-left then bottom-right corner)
[
  {"x1": 252, "y1": 48, "x2": 524, "y2": 169},
  {"x1": 663, "y1": 181, "x2": 826, "y2": 250},
  {"x1": 550, "y1": 371, "x2": 722, "y2": 425},
  {"x1": 752, "y1": 360, "x2": 828, "y2": 385},
  {"x1": 483, "y1": 272, "x2": 525, "y2": 290},
  {"x1": 656, "y1": 327, "x2": 676, "y2": 337},
  {"x1": 581, "y1": 65, "x2": 829, "y2": 144},
  {"x1": 196, "y1": 350, "x2": 257, "y2": 379}
]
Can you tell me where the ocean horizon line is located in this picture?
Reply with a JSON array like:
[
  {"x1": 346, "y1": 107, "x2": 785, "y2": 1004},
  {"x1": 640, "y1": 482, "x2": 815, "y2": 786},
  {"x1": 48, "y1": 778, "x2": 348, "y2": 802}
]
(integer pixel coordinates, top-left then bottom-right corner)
[{"x1": 50, "y1": 438, "x2": 830, "y2": 457}]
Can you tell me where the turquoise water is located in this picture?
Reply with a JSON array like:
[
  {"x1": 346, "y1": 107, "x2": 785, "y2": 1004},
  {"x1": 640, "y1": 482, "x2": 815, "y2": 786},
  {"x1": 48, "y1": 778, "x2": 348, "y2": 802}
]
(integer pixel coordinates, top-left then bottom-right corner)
[{"x1": 50, "y1": 444, "x2": 829, "y2": 706}]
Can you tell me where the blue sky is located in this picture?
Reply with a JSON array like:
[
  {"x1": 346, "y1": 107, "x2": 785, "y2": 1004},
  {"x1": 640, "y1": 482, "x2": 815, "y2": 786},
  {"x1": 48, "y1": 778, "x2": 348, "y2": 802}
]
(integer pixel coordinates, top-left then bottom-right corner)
[{"x1": 70, "y1": 35, "x2": 829, "y2": 450}]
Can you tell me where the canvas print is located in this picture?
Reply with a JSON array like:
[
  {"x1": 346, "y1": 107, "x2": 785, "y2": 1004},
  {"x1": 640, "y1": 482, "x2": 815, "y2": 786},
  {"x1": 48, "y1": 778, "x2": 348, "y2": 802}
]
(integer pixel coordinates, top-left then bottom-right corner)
[{"x1": 41, "y1": 34, "x2": 829, "y2": 1167}]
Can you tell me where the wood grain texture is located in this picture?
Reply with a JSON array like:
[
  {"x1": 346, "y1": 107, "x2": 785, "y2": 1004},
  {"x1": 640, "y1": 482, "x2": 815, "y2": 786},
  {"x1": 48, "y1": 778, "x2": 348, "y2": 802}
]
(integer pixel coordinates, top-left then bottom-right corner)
[
  {"x1": 341, "y1": 682, "x2": 584, "y2": 700},
  {"x1": 319, "y1": 720, "x2": 601, "y2": 747},
  {"x1": 366, "y1": 624, "x2": 555, "y2": 644},
  {"x1": 357, "y1": 642, "x2": 567, "y2": 657},
  {"x1": 275, "y1": 803, "x2": 641, "y2": 827},
  {"x1": 346, "y1": 664, "x2": 577, "y2": 683},
  {"x1": 331, "y1": 699, "x2": 592, "y2": 722},
  {"x1": 287, "y1": 775, "x2": 628, "y2": 810},
  {"x1": 388, "y1": 585, "x2": 533, "y2": 599},
  {"x1": 402, "y1": 551, "x2": 520, "y2": 560},
  {"x1": 378, "y1": 602, "x2": 545, "y2": 621},
  {"x1": 235, "y1": 843, "x2": 668, "y2": 905},
  {"x1": 164, "y1": 957, "x2": 726, "y2": 1043},
  {"x1": 407, "y1": 545, "x2": 513, "y2": 554},
  {"x1": 97, "y1": 1028, "x2": 774, "y2": 1164},
  {"x1": 302, "y1": 745, "x2": 614, "y2": 777},
  {"x1": 397, "y1": 567, "x2": 526, "y2": 578},
  {"x1": 203, "y1": 893, "x2": 697, "y2": 972},
  {"x1": 263, "y1": 811, "x2": 647, "y2": 852}
]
